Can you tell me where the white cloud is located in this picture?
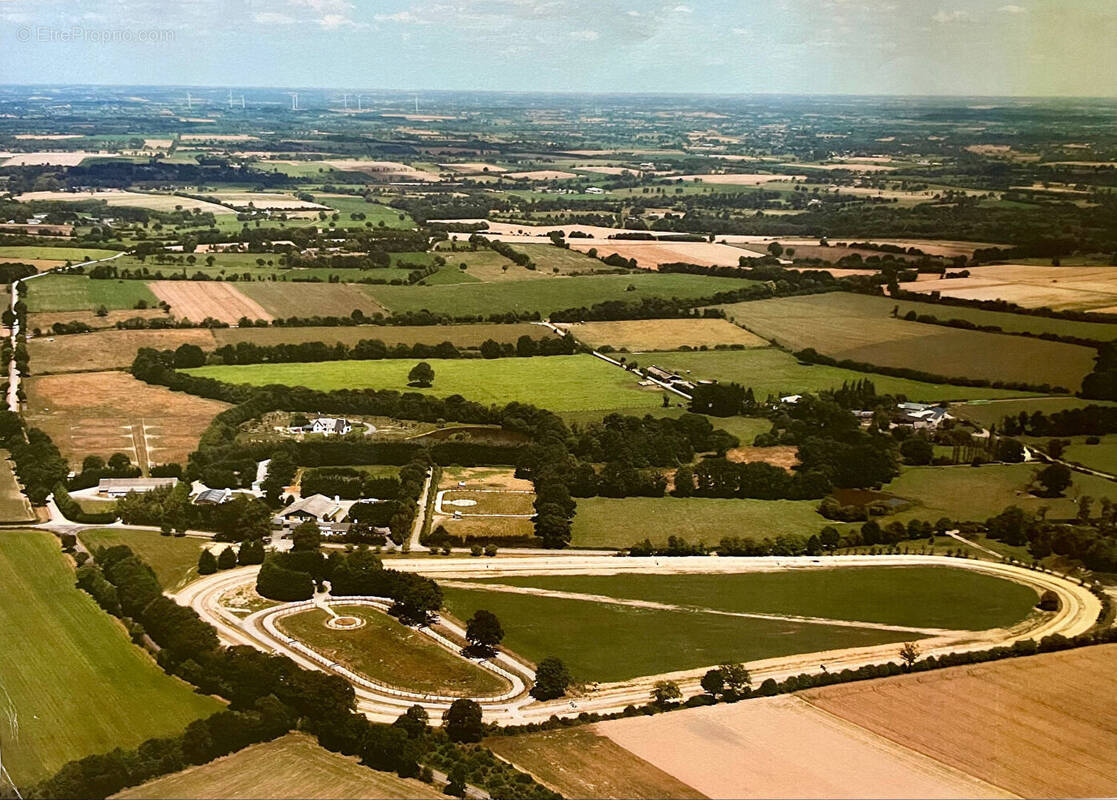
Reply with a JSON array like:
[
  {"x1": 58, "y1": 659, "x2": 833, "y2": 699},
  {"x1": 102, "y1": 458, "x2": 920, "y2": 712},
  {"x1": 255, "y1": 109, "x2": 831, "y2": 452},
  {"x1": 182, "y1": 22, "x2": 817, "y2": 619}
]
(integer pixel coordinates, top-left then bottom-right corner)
[
  {"x1": 731, "y1": 27, "x2": 750, "y2": 35},
  {"x1": 255, "y1": 11, "x2": 296, "y2": 25},
  {"x1": 374, "y1": 10, "x2": 430, "y2": 24},
  {"x1": 931, "y1": 9, "x2": 970, "y2": 23},
  {"x1": 569, "y1": 29, "x2": 599, "y2": 40},
  {"x1": 673, "y1": 4, "x2": 693, "y2": 12},
  {"x1": 998, "y1": 4, "x2": 1028, "y2": 13}
]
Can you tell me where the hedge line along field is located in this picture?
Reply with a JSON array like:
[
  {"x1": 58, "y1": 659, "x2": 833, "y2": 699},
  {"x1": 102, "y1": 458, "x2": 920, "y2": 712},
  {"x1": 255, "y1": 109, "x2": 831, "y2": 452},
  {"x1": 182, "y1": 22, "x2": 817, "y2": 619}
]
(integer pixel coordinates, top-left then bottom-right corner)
[
  {"x1": 77, "y1": 528, "x2": 207, "y2": 591},
  {"x1": 561, "y1": 318, "x2": 768, "y2": 351},
  {"x1": 716, "y1": 293, "x2": 1098, "y2": 390},
  {"x1": 570, "y1": 496, "x2": 827, "y2": 548},
  {"x1": 644, "y1": 347, "x2": 1032, "y2": 402},
  {"x1": 365, "y1": 272, "x2": 758, "y2": 317},
  {"x1": 25, "y1": 274, "x2": 158, "y2": 313},
  {"x1": 835, "y1": 291, "x2": 1117, "y2": 340},
  {"x1": 800, "y1": 645, "x2": 1117, "y2": 799},
  {"x1": 484, "y1": 728, "x2": 705, "y2": 800},
  {"x1": 184, "y1": 354, "x2": 664, "y2": 414},
  {"x1": 0, "y1": 532, "x2": 223, "y2": 786},
  {"x1": 277, "y1": 606, "x2": 510, "y2": 697},
  {"x1": 949, "y1": 396, "x2": 1117, "y2": 429},
  {"x1": 27, "y1": 328, "x2": 218, "y2": 374},
  {"x1": 212, "y1": 322, "x2": 545, "y2": 348},
  {"x1": 439, "y1": 585, "x2": 915, "y2": 683},
  {"x1": 115, "y1": 733, "x2": 444, "y2": 800},
  {"x1": 462, "y1": 566, "x2": 1038, "y2": 631}
]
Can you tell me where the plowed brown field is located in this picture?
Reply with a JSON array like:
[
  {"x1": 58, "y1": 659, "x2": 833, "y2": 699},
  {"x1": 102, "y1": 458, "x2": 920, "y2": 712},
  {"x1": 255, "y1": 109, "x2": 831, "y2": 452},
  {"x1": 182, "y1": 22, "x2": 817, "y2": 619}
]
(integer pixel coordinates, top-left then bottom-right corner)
[{"x1": 149, "y1": 281, "x2": 273, "y2": 325}]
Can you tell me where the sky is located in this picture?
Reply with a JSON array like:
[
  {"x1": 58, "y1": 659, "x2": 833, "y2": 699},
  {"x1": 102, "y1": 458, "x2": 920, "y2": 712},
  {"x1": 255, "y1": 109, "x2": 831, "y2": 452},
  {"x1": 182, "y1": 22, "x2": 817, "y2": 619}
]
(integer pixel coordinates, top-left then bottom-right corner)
[{"x1": 1, "y1": 0, "x2": 1115, "y2": 96}]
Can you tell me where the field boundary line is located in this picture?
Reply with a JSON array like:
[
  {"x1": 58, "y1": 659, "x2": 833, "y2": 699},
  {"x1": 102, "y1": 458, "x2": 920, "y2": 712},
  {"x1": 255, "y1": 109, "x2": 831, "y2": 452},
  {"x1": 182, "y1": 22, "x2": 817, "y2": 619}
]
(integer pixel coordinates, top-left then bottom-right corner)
[{"x1": 438, "y1": 580, "x2": 956, "y2": 635}]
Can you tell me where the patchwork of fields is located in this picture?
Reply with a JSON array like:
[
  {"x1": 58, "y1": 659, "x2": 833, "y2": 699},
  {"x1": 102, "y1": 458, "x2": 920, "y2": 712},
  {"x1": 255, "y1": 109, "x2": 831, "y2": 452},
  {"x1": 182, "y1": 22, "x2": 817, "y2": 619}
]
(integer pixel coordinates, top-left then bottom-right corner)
[
  {"x1": 28, "y1": 328, "x2": 218, "y2": 373},
  {"x1": 907, "y1": 265, "x2": 1117, "y2": 311},
  {"x1": 561, "y1": 317, "x2": 768, "y2": 351},
  {"x1": 26, "y1": 275, "x2": 157, "y2": 313},
  {"x1": 717, "y1": 293, "x2": 1098, "y2": 390}
]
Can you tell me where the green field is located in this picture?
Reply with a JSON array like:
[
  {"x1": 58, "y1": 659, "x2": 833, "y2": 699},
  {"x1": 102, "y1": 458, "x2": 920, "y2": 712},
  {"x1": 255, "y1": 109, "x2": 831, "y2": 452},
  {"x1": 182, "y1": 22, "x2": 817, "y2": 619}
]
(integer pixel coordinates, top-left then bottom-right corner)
[
  {"x1": 78, "y1": 528, "x2": 208, "y2": 591},
  {"x1": 113, "y1": 254, "x2": 418, "y2": 284},
  {"x1": 441, "y1": 585, "x2": 917, "y2": 683},
  {"x1": 506, "y1": 244, "x2": 604, "y2": 274},
  {"x1": 25, "y1": 274, "x2": 157, "y2": 312},
  {"x1": 571, "y1": 496, "x2": 826, "y2": 548},
  {"x1": 212, "y1": 322, "x2": 543, "y2": 348},
  {"x1": 0, "y1": 532, "x2": 222, "y2": 785},
  {"x1": 278, "y1": 606, "x2": 509, "y2": 697},
  {"x1": 185, "y1": 354, "x2": 663, "y2": 414},
  {"x1": 645, "y1": 347, "x2": 1031, "y2": 402},
  {"x1": 0, "y1": 246, "x2": 122, "y2": 261},
  {"x1": 717, "y1": 293, "x2": 1097, "y2": 390},
  {"x1": 883, "y1": 464, "x2": 1117, "y2": 523},
  {"x1": 0, "y1": 452, "x2": 34, "y2": 522},
  {"x1": 1057, "y1": 437, "x2": 1117, "y2": 475},
  {"x1": 463, "y1": 566, "x2": 1037, "y2": 631},
  {"x1": 366, "y1": 272, "x2": 757, "y2": 317}
]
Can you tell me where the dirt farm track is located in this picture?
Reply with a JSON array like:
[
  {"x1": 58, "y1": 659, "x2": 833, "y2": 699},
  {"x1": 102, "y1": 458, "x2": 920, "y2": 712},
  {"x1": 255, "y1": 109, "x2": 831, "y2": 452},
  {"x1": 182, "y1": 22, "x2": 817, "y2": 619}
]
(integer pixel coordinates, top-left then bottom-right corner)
[{"x1": 175, "y1": 554, "x2": 1100, "y2": 726}]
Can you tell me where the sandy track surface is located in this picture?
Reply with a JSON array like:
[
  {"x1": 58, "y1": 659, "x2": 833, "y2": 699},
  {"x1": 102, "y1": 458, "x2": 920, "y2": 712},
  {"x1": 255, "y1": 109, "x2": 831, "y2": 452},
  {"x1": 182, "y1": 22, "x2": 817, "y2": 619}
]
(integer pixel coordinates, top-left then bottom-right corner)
[
  {"x1": 173, "y1": 555, "x2": 1098, "y2": 726},
  {"x1": 150, "y1": 281, "x2": 274, "y2": 325},
  {"x1": 596, "y1": 695, "x2": 1014, "y2": 799},
  {"x1": 570, "y1": 240, "x2": 766, "y2": 268}
]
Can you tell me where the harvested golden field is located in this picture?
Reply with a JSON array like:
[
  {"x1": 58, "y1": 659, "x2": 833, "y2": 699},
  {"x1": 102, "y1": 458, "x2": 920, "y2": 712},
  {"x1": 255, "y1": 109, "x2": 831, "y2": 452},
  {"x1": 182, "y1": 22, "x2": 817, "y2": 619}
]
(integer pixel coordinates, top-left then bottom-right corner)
[
  {"x1": 15, "y1": 190, "x2": 232, "y2": 213},
  {"x1": 486, "y1": 728, "x2": 705, "y2": 800},
  {"x1": 3, "y1": 151, "x2": 113, "y2": 166},
  {"x1": 559, "y1": 318, "x2": 767, "y2": 351},
  {"x1": 24, "y1": 371, "x2": 230, "y2": 468},
  {"x1": 0, "y1": 257, "x2": 66, "y2": 272},
  {"x1": 506, "y1": 170, "x2": 579, "y2": 180},
  {"x1": 597, "y1": 695, "x2": 1009, "y2": 799},
  {"x1": 717, "y1": 293, "x2": 1097, "y2": 390},
  {"x1": 114, "y1": 733, "x2": 442, "y2": 800},
  {"x1": 149, "y1": 281, "x2": 274, "y2": 325},
  {"x1": 438, "y1": 162, "x2": 506, "y2": 173},
  {"x1": 906, "y1": 265, "x2": 1117, "y2": 311},
  {"x1": 27, "y1": 308, "x2": 169, "y2": 332},
  {"x1": 802, "y1": 645, "x2": 1117, "y2": 799},
  {"x1": 237, "y1": 281, "x2": 387, "y2": 319},
  {"x1": 726, "y1": 445, "x2": 800, "y2": 471},
  {"x1": 198, "y1": 192, "x2": 331, "y2": 210},
  {"x1": 672, "y1": 172, "x2": 807, "y2": 184},
  {"x1": 317, "y1": 159, "x2": 442, "y2": 182},
  {"x1": 29, "y1": 328, "x2": 217, "y2": 374},
  {"x1": 214, "y1": 322, "x2": 542, "y2": 348},
  {"x1": 570, "y1": 240, "x2": 765, "y2": 268}
]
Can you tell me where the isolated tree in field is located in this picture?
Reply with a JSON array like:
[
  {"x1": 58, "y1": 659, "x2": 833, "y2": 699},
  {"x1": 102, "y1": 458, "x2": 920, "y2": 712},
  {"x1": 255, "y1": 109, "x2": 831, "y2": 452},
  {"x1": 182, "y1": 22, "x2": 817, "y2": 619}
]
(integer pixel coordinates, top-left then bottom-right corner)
[
  {"x1": 652, "y1": 680, "x2": 682, "y2": 706},
  {"x1": 1035, "y1": 463, "x2": 1072, "y2": 497},
  {"x1": 899, "y1": 641, "x2": 921, "y2": 670},
  {"x1": 819, "y1": 525, "x2": 840, "y2": 549},
  {"x1": 443, "y1": 698, "x2": 484, "y2": 742},
  {"x1": 700, "y1": 668, "x2": 724, "y2": 697},
  {"x1": 197, "y1": 548, "x2": 217, "y2": 575},
  {"x1": 408, "y1": 361, "x2": 434, "y2": 387},
  {"x1": 465, "y1": 609, "x2": 504, "y2": 655},
  {"x1": 767, "y1": 241, "x2": 784, "y2": 257},
  {"x1": 531, "y1": 657, "x2": 571, "y2": 700},
  {"x1": 216, "y1": 546, "x2": 238, "y2": 570},
  {"x1": 291, "y1": 520, "x2": 321, "y2": 552},
  {"x1": 995, "y1": 437, "x2": 1026, "y2": 463}
]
